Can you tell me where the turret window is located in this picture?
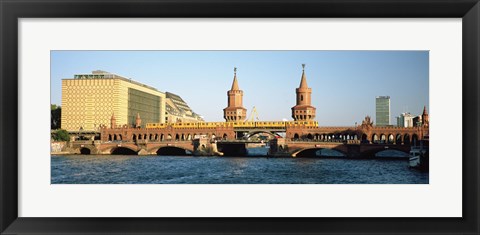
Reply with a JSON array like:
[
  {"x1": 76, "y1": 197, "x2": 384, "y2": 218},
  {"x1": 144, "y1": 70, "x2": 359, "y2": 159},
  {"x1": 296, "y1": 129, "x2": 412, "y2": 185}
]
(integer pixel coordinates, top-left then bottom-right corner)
[{"x1": 301, "y1": 95, "x2": 304, "y2": 101}]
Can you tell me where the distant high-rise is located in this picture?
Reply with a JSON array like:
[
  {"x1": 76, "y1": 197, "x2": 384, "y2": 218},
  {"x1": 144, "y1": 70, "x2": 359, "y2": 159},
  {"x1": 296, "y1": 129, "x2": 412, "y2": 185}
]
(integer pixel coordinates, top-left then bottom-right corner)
[{"x1": 375, "y1": 96, "x2": 390, "y2": 126}]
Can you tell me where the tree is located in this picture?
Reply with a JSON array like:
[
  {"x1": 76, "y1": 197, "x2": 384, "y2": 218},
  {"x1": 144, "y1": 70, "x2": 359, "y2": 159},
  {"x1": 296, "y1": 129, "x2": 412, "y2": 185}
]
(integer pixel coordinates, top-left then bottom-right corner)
[
  {"x1": 51, "y1": 129, "x2": 70, "y2": 141},
  {"x1": 51, "y1": 104, "x2": 61, "y2": 130}
]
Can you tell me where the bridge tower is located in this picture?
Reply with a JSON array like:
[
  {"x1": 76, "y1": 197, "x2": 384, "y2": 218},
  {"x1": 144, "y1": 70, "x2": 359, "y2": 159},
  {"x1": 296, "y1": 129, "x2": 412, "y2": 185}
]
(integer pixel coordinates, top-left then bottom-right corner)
[
  {"x1": 291, "y1": 64, "x2": 316, "y2": 121},
  {"x1": 223, "y1": 67, "x2": 247, "y2": 122},
  {"x1": 422, "y1": 106, "x2": 429, "y2": 127}
]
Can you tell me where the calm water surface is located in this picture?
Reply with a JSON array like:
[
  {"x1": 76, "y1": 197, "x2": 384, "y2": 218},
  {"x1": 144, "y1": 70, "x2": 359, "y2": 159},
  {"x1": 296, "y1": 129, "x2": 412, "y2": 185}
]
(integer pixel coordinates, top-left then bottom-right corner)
[{"x1": 51, "y1": 153, "x2": 428, "y2": 184}]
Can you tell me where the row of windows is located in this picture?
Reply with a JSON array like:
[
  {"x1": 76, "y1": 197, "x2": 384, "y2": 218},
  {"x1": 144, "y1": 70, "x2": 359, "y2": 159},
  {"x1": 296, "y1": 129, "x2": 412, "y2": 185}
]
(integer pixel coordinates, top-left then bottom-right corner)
[
  {"x1": 146, "y1": 121, "x2": 319, "y2": 129},
  {"x1": 128, "y1": 88, "x2": 161, "y2": 127},
  {"x1": 294, "y1": 110, "x2": 313, "y2": 113},
  {"x1": 64, "y1": 80, "x2": 115, "y2": 85}
]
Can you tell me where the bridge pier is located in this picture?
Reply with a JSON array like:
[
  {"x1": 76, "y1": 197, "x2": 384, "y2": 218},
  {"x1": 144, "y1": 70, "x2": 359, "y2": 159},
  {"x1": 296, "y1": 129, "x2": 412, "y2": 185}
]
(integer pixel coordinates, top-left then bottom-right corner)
[{"x1": 216, "y1": 142, "x2": 248, "y2": 156}]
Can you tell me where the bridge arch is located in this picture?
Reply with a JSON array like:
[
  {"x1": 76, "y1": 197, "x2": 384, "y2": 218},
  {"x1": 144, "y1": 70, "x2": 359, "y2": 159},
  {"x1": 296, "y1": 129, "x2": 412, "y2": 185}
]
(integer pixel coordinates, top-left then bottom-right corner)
[
  {"x1": 404, "y1": 134, "x2": 411, "y2": 145},
  {"x1": 388, "y1": 134, "x2": 394, "y2": 144},
  {"x1": 156, "y1": 146, "x2": 191, "y2": 156},
  {"x1": 293, "y1": 133, "x2": 300, "y2": 140},
  {"x1": 292, "y1": 147, "x2": 347, "y2": 158},
  {"x1": 110, "y1": 146, "x2": 138, "y2": 155},
  {"x1": 80, "y1": 147, "x2": 91, "y2": 154},
  {"x1": 380, "y1": 134, "x2": 386, "y2": 143},
  {"x1": 245, "y1": 131, "x2": 281, "y2": 140},
  {"x1": 412, "y1": 134, "x2": 419, "y2": 145},
  {"x1": 362, "y1": 145, "x2": 410, "y2": 158},
  {"x1": 372, "y1": 134, "x2": 378, "y2": 143},
  {"x1": 396, "y1": 134, "x2": 402, "y2": 145}
]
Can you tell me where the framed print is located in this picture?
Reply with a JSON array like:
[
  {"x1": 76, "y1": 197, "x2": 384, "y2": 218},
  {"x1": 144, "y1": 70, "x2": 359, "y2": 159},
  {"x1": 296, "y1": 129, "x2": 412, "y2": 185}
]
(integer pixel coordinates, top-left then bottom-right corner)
[{"x1": 1, "y1": 0, "x2": 479, "y2": 234}]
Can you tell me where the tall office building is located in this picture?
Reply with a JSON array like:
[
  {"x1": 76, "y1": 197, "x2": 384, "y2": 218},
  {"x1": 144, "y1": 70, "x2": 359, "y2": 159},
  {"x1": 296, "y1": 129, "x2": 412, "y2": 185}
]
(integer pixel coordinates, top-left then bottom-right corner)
[
  {"x1": 61, "y1": 70, "x2": 166, "y2": 131},
  {"x1": 396, "y1": 112, "x2": 414, "y2": 127},
  {"x1": 375, "y1": 96, "x2": 390, "y2": 126}
]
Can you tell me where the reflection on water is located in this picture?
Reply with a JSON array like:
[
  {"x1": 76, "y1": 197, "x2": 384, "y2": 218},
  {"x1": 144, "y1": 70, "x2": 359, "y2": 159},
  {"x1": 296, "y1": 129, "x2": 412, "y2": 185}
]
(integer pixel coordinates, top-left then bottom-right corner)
[{"x1": 51, "y1": 154, "x2": 428, "y2": 184}]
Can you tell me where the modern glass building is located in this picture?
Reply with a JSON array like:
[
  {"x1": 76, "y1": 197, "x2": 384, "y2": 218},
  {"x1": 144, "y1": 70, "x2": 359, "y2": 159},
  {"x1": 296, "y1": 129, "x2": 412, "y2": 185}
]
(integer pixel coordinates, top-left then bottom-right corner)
[
  {"x1": 375, "y1": 96, "x2": 390, "y2": 126},
  {"x1": 396, "y1": 112, "x2": 414, "y2": 127},
  {"x1": 61, "y1": 70, "x2": 166, "y2": 131}
]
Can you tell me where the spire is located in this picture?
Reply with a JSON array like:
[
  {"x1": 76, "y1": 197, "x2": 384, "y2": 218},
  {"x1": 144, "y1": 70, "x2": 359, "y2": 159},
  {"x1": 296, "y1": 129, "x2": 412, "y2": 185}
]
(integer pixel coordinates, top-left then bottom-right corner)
[
  {"x1": 299, "y1": 64, "x2": 308, "y2": 88},
  {"x1": 135, "y1": 113, "x2": 142, "y2": 128},
  {"x1": 423, "y1": 105, "x2": 428, "y2": 115},
  {"x1": 230, "y1": 67, "x2": 240, "y2": 90},
  {"x1": 110, "y1": 112, "x2": 116, "y2": 129}
]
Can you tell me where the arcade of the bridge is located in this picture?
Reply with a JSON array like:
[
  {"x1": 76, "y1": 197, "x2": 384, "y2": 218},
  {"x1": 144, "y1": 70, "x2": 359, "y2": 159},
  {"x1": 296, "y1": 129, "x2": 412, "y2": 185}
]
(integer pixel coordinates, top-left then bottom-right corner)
[
  {"x1": 106, "y1": 129, "x2": 421, "y2": 145},
  {"x1": 107, "y1": 132, "x2": 231, "y2": 142},
  {"x1": 289, "y1": 132, "x2": 420, "y2": 145}
]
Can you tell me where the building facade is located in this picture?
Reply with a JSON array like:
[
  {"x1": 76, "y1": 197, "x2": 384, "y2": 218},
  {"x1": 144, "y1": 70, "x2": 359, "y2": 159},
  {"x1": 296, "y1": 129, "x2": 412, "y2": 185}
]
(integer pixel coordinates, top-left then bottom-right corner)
[
  {"x1": 291, "y1": 64, "x2": 316, "y2": 121},
  {"x1": 396, "y1": 112, "x2": 414, "y2": 127},
  {"x1": 165, "y1": 92, "x2": 204, "y2": 123},
  {"x1": 375, "y1": 96, "x2": 391, "y2": 126},
  {"x1": 61, "y1": 70, "x2": 166, "y2": 131},
  {"x1": 223, "y1": 67, "x2": 247, "y2": 122}
]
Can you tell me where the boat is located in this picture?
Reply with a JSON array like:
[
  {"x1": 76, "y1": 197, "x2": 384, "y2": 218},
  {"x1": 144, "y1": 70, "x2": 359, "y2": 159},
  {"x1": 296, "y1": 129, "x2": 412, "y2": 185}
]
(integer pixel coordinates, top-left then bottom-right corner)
[{"x1": 409, "y1": 139, "x2": 429, "y2": 171}]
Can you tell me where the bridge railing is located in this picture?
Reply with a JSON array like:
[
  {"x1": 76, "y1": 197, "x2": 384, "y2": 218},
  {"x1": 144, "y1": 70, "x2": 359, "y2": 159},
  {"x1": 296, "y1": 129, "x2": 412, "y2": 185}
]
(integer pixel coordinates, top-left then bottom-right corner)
[
  {"x1": 101, "y1": 139, "x2": 194, "y2": 144},
  {"x1": 288, "y1": 139, "x2": 362, "y2": 144}
]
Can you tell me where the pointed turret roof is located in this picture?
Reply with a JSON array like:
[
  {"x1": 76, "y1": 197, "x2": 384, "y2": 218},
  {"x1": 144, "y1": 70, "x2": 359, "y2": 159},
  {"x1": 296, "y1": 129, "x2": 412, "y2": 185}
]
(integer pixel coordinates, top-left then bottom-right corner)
[
  {"x1": 111, "y1": 112, "x2": 116, "y2": 120},
  {"x1": 231, "y1": 67, "x2": 240, "y2": 90},
  {"x1": 423, "y1": 106, "x2": 428, "y2": 115},
  {"x1": 299, "y1": 64, "x2": 308, "y2": 88},
  {"x1": 136, "y1": 113, "x2": 141, "y2": 120}
]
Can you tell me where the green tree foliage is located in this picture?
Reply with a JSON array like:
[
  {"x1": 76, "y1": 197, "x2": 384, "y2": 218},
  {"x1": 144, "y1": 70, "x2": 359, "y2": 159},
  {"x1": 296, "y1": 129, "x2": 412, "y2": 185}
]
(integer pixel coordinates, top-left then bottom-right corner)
[
  {"x1": 51, "y1": 129, "x2": 70, "y2": 141},
  {"x1": 51, "y1": 104, "x2": 61, "y2": 130}
]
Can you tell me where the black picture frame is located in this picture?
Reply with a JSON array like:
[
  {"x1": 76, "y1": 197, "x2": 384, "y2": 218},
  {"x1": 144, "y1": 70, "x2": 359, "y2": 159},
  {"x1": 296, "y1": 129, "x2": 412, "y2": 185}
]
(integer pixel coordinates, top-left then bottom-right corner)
[{"x1": 1, "y1": 0, "x2": 479, "y2": 234}]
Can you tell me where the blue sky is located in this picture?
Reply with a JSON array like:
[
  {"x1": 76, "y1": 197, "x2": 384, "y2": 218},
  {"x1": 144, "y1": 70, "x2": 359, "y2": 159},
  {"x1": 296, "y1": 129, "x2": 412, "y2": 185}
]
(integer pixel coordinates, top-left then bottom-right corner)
[{"x1": 51, "y1": 51, "x2": 429, "y2": 126}]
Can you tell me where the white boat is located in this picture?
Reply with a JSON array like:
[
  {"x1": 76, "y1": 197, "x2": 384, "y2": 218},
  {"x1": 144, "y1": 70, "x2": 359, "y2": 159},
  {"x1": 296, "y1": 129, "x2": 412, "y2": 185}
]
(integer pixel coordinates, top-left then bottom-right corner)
[{"x1": 409, "y1": 140, "x2": 429, "y2": 170}]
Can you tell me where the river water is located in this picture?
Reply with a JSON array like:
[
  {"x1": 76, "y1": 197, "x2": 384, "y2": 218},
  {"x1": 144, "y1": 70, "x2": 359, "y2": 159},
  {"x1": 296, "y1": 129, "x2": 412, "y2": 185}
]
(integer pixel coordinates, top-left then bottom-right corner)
[{"x1": 51, "y1": 149, "x2": 428, "y2": 184}]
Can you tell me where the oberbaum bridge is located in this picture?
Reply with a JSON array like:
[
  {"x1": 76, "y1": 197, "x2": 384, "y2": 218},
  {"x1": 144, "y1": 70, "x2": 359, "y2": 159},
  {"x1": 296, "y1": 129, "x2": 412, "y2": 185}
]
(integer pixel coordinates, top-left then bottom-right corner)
[{"x1": 72, "y1": 65, "x2": 429, "y2": 158}]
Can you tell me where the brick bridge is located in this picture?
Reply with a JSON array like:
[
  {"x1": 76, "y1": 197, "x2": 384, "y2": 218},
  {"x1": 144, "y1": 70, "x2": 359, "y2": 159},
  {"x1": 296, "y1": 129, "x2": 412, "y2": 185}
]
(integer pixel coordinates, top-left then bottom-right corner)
[
  {"x1": 101, "y1": 119, "x2": 427, "y2": 144},
  {"x1": 76, "y1": 116, "x2": 428, "y2": 157},
  {"x1": 70, "y1": 140, "x2": 197, "y2": 155}
]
